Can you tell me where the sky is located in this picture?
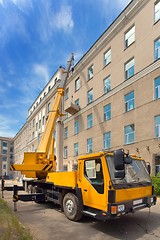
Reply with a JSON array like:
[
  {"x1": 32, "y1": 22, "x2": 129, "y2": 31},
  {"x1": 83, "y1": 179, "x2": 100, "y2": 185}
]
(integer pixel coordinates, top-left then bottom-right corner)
[{"x1": 0, "y1": 0, "x2": 132, "y2": 138}]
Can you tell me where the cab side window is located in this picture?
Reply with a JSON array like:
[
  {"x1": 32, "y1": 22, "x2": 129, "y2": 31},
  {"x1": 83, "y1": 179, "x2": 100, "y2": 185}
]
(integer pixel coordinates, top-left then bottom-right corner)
[{"x1": 84, "y1": 158, "x2": 104, "y2": 194}]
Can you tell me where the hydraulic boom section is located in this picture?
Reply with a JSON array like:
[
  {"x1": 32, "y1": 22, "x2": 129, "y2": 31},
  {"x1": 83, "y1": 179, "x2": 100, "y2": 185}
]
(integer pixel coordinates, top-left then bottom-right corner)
[{"x1": 10, "y1": 53, "x2": 74, "y2": 179}]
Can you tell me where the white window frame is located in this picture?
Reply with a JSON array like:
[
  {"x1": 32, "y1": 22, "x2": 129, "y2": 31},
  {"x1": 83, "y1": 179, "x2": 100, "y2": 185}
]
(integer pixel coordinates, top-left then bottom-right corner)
[
  {"x1": 125, "y1": 58, "x2": 135, "y2": 80},
  {"x1": 87, "y1": 113, "x2": 93, "y2": 129},
  {"x1": 87, "y1": 89, "x2": 93, "y2": 104},
  {"x1": 104, "y1": 75, "x2": 111, "y2": 93},
  {"x1": 155, "y1": 1, "x2": 160, "y2": 22},
  {"x1": 75, "y1": 78, "x2": 80, "y2": 91},
  {"x1": 104, "y1": 104, "x2": 111, "y2": 121},
  {"x1": 124, "y1": 124, "x2": 135, "y2": 144},
  {"x1": 88, "y1": 64, "x2": 94, "y2": 80},
  {"x1": 65, "y1": 88, "x2": 69, "y2": 100},
  {"x1": 74, "y1": 143, "x2": 79, "y2": 156},
  {"x1": 64, "y1": 146, "x2": 68, "y2": 158},
  {"x1": 125, "y1": 91, "x2": 135, "y2": 112},
  {"x1": 155, "y1": 115, "x2": 160, "y2": 138},
  {"x1": 104, "y1": 48, "x2": 111, "y2": 67},
  {"x1": 154, "y1": 38, "x2": 160, "y2": 60},
  {"x1": 125, "y1": 25, "x2": 135, "y2": 48},
  {"x1": 87, "y1": 138, "x2": 93, "y2": 153},
  {"x1": 64, "y1": 126, "x2": 68, "y2": 139},
  {"x1": 103, "y1": 132, "x2": 111, "y2": 149},
  {"x1": 74, "y1": 121, "x2": 79, "y2": 135},
  {"x1": 155, "y1": 76, "x2": 160, "y2": 99}
]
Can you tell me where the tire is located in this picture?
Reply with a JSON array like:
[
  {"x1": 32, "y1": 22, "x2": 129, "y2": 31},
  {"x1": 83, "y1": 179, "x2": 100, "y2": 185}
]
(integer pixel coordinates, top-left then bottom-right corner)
[{"x1": 63, "y1": 193, "x2": 83, "y2": 221}]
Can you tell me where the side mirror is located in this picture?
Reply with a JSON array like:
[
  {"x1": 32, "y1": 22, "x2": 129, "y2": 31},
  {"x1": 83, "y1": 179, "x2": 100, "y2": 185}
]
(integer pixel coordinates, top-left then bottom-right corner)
[
  {"x1": 124, "y1": 156, "x2": 132, "y2": 164},
  {"x1": 147, "y1": 164, "x2": 151, "y2": 175},
  {"x1": 114, "y1": 149, "x2": 125, "y2": 170},
  {"x1": 115, "y1": 170, "x2": 125, "y2": 179}
]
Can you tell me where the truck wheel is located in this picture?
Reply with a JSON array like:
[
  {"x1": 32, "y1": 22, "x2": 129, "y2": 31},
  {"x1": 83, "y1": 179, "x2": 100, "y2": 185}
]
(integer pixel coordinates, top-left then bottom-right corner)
[{"x1": 63, "y1": 193, "x2": 83, "y2": 221}]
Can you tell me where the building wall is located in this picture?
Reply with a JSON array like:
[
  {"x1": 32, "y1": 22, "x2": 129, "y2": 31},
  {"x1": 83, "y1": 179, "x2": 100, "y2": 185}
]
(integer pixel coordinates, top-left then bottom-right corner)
[
  {"x1": 0, "y1": 137, "x2": 14, "y2": 179},
  {"x1": 62, "y1": 0, "x2": 160, "y2": 173},
  {"x1": 13, "y1": 0, "x2": 160, "y2": 175}
]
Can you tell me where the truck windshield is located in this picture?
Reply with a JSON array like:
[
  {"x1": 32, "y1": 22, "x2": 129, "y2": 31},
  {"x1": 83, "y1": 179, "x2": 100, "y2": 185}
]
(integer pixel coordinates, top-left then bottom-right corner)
[{"x1": 106, "y1": 156, "x2": 151, "y2": 188}]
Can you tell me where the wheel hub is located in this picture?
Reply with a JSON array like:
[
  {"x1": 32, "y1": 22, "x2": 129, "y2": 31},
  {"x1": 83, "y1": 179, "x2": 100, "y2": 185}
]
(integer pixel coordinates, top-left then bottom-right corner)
[{"x1": 66, "y1": 199, "x2": 74, "y2": 214}]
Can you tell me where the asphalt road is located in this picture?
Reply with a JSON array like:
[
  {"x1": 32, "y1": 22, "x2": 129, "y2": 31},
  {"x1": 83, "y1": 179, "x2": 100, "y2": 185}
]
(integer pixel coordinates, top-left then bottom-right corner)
[{"x1": 1, "y1": 182, "x2": 160, "y2": 240}]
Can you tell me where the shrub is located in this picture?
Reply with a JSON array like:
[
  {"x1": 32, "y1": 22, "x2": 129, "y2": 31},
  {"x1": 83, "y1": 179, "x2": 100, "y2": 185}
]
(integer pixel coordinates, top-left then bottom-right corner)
[{"x1": 151, "y1": 173, "x2": 160, "y2": 196}]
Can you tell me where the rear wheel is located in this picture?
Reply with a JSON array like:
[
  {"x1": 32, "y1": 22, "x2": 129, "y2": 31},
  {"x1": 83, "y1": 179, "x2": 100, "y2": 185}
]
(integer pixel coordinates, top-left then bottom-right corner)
[{"x1": 63, "y1": 193, "x2": 83, "y2": 221}]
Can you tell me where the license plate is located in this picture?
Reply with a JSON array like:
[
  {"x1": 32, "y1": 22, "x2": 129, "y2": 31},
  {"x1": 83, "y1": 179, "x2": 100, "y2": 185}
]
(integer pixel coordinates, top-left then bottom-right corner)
[{"x1": 133, "y1": 199, "x2": 142, "y2": 205}]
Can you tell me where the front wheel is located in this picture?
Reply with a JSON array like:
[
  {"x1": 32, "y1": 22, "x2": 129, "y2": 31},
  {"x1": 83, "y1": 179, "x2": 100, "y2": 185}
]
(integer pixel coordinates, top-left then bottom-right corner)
[{"x1": 63, "y1": 193, "x2": 83, "y2": 221}]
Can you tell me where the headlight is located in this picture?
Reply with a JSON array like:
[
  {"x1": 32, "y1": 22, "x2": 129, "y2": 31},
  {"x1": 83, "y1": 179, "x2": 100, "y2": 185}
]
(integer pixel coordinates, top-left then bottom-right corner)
[{"x1": 118, "y1": 204, "x2": 125, "y2": 212}]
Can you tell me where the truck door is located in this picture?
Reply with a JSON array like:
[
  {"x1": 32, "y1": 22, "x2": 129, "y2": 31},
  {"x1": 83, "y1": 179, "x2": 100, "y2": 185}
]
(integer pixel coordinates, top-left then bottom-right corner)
[{"x1": 78, "y1": 157, "x2": 107, "y2": 211}]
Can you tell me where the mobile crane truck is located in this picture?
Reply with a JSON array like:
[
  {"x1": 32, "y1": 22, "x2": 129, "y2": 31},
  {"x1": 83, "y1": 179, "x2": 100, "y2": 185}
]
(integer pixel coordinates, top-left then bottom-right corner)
[{"x1": 9, "y1": 53, "x2": 156, "y2": 221}]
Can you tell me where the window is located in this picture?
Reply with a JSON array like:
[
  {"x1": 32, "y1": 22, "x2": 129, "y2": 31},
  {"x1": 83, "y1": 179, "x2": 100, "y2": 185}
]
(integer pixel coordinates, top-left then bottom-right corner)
[
  {"x1": 104, "y1": 75, "x2": 111, "y2": 93},
  {"x1": 65, "y1": 88, "x2": 69, "y2": 100},
  {"x1": 64, "y1": 127, "x2": 68, "y2": 139},
  {"x1": 125, "y1": 58, "x2": 135, "y2": 80},
  {"x1": 64, "y1": 146, "x2": 68, "y2": 158},
  {"x1": 39, "y1": 120, "x2": 41, "y2": 129},
  {"x1": 33, "y1": 119, "x2": 35, "y2": 127},
  {"x1": 87, "y1": 138, "x2": 93, "y2": 153},
  {"x1": 10, "y1": 154, "x2": 13, "y2": 160},
  {"x1": 103, "y1": 132, "x2": 111, "y2": 149},
  {"x1": 32, "y1": 132, "x2": 34, "y2": 140},
  {"x1": 48, "y1": 85, "x2": 51, "y2": 92},
  {"x1": 10, "y1": 147, "x2": 13, "y2": 152},
  {"x1": 87, "y1": 89, "x2": 93, "y2": 104},
  {"x1": 154, "y1": 38, "x2": 160, "y2": 60},
  {"x1": 155, "y1": 115, "x2": 160, "y2": 138},
  {"x1": 75, "y1": 99, "x2": 80, "y2": 106},
  {"x1": 75, "y1": 78, "x2": 80, "y2": 91},
  {"x1": 48, "y1": 102, "x2": 50, "y2": 113},
  {"x1": 125, "y1": 25, "x2": 135, "y2": 48},
  {"x1": 2, "y1": 142, "x2": 7, "y2": 147},
  {"x1": 3, "y1": 164, "x2": 6, "y2": 170},
  {"x1": 42, "y1": 116, "x2": 45, "y2": 125},
  {"x1": 124, "y1": 91, "x2": 135, "y2": 112},
  {"x1": 3, "y1": 157, "x2": 7, "y2": 161},
  {"x1": 84, "y1": 158, "x2": 104, "y2": 194},
  {"x1": 124, "y1": 124, "x2": 135, "y2": 144},
  {"x1": 104, "y1": 48, "x2": 111, "y2": 67},
  {"x1": 155, "y1": 76, "x2": 160, "y2": 99},
  {"x1": 74, "y1": 143, "x2": 79, "y2": 156},
  {"x1": 88, "y1": 64, "x2": 94, "y2": 80},
  {"x1": 104, "y1": 103, "x2": 111, "y2": 121},
  {"x1": 63, "y1": 165, "x2": 68, "y2": 171},
  {"x1": 36, "y1": 122, "x2": 38, "y2": 131},
  {"x1": 2, "y1": 149, "x2": 7, "y2": 154},
  {"x1": 87, "y1": 113, "x2": 93, "y2": 129},
  {"x1": 74, "y1": 121, "x2": 79, "y2": 135},
  {"x1": 155, "y1": 1, "x2": 160, "y2": 22}
]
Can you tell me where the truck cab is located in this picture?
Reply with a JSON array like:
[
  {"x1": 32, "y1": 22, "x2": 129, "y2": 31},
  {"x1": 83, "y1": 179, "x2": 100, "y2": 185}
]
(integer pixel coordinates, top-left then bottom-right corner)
[{"x1": 46, "y1": 149, "x2": 156, "y2": 221}]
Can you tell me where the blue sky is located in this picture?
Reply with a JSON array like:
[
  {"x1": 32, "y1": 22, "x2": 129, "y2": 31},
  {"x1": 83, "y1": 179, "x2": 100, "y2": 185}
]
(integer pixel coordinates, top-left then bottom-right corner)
[{"x1": 0, "y1": 0, "x2": 131, "y2": 137}]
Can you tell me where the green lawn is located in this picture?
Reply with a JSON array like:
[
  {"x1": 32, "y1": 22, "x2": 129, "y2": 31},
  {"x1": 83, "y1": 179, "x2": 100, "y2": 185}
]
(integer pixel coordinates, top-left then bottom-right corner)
[{"x1": 0, "y1": 198, "x2": 33, "y2": 240}]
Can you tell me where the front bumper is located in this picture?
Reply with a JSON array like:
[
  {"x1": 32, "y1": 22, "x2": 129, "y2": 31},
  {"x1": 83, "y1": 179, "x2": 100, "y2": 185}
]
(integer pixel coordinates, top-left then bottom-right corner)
[{"x1": 95, "y1": 195, "x2": 157, "y2": 220}]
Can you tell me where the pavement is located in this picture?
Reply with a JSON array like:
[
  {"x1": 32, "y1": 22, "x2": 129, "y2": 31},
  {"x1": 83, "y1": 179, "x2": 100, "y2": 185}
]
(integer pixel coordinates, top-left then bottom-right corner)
[{"x1": 1, "y1": 180, "x2": 160, "y2": 240}]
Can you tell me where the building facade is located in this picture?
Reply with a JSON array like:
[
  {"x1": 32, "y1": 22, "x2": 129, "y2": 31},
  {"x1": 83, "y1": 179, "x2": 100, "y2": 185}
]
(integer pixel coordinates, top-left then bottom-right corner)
[
  {"x1": 13, "y1": 0, "x2": 160, "y2": 176},
  {"x1": 0, "y1": 137, "x2": 14, "y2": 179}
]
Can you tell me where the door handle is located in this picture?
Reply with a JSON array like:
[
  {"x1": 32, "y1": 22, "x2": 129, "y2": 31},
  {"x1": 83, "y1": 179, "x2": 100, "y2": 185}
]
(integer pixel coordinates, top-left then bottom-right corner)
[{"x1": 84, "y1": 189, "x2": 87, "y2": 192}]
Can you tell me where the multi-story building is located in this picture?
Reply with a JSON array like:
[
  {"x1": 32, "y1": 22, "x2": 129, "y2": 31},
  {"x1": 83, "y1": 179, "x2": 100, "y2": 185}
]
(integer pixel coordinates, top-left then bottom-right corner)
[
  {"x1": 14, "y1": 0, "x2": 160, "y2": 177},
  {"x1": 0, "y1": 137, "x2": 14, "y2": 179}
]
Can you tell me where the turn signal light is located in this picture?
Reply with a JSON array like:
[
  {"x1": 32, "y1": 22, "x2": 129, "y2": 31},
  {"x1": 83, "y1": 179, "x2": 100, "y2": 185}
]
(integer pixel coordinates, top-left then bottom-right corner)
[{"x1": 111, "y1": 206, "x2": 117, "y2": 214}]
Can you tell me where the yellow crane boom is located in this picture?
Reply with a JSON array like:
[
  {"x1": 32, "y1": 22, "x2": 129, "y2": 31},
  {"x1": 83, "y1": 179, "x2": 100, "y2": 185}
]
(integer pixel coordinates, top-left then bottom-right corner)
[{"x1": 11, "y1": 53, "x2": 74, "y2": 179}]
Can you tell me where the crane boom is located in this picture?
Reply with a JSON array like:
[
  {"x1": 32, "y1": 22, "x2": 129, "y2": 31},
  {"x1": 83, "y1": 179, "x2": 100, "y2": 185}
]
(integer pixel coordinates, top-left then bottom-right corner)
[
  {"x1": 10, "y1": 53, "x2": 74, "y2": 179},
  {"x1": 37, "y1": 53, "x2": 74, "y2": 155}
]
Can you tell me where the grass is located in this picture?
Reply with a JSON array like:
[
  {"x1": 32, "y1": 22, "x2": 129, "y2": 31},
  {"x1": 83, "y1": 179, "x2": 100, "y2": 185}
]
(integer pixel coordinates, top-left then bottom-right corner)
[{"x1": 0, "y1": 198, "x2": 33, "y2": 240}]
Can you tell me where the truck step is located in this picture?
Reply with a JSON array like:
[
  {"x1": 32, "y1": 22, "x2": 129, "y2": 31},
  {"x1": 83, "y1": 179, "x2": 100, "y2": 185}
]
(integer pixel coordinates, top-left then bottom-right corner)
[{"x1": 83, "y1": 210, "x2": 96, "y2": 217}]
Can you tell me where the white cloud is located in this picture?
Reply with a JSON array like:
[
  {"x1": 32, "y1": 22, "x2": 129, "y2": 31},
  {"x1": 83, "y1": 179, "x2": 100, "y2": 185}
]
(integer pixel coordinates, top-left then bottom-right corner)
[
  {"x1": 33, "y1": 64, "x2": 49, "y2": 86},
  {"x1": 53, "y1": 5, "x2": 74, "y2": 33},
  {"x1": 0, "y1": 115, "x2": 18, "y2": 137}
]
